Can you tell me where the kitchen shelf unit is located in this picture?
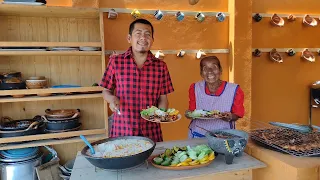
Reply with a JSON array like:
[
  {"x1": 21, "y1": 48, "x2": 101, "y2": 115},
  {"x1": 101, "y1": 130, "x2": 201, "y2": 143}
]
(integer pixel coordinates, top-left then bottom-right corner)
[{"x1": 0, "y1": 4, "x2": 108, "y2": 161}]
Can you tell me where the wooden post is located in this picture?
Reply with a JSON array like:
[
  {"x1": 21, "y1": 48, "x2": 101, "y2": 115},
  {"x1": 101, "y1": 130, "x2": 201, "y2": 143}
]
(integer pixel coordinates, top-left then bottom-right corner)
[{"x1": 228, "y1": 0, "x2": 253, "y2": 131}]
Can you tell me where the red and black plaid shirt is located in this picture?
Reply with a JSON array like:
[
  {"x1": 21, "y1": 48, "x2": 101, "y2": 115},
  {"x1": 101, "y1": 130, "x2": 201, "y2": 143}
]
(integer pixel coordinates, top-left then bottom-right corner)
[{"x1": 100, "y1": 47, "x2": 174, "y2": 142}]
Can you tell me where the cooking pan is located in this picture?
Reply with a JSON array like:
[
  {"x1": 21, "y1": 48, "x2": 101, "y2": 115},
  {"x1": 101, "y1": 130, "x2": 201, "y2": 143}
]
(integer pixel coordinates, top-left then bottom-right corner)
[
  {"x1": 45, "y1": 109, "x2": 80, "y2": 119},
  {"x1": 0, "y1": 82, "x2": 26, "y2": 90},
  {"x1": 0, "y1": 72, "x2": 22, "y2": 79},
  {"x1": 81, "y1": 136, "x2": 156, "y2": 170},
  {"x1": 41, "y1": 115, "x2": 80, "y2": 131},
  {"x1": 0, "y1": 121, "x2": 45, "y2": 138},
  {"x1": 0, "y1": 116, "x2": 41, "y2": 131}
]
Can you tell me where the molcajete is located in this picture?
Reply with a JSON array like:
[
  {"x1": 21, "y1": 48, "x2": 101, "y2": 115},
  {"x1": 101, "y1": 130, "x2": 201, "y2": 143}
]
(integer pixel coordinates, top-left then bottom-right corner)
[{"x1": 205, "y1": 129, "x2": 248, "y2": 164}]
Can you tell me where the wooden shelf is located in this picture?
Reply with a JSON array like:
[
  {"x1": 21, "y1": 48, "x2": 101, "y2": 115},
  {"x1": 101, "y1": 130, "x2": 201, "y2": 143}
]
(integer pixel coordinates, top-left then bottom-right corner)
[
  {"x1": 0, "y1": 129, "x2": 106, "y2": 144},
  {"x1": 0, "y1": 86, "x2": 103, "y2": 96},
  {"x1": 0, "y1": 42, "x2": 101, "y2": 47},
  {"x1": 0, "y1": 93, "x2": 102, "y2": 103},
  {"x1": 0, "y1": 51, "x2": 102, "y2": 56},
  {"x1": 0, "y1": 4, "x2": 99, "y2": 18},
  {"x1": 0, "y1": 134, "x2": 107, "y2": 150}
]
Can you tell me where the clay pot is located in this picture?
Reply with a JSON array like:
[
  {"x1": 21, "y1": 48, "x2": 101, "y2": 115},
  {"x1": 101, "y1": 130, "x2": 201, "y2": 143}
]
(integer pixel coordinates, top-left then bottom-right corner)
[
  {"x1": 301, "y1": 49, "x2": 315, "y2": 62},
  {"x1": 271, "y1": 14, "x2": 284, "y2": 27},
  {"x1": 270, "y1": 49, "x2": 283, "y2": 63},
  {"x1": 303, "y1": 15, "x2": 317, "y2": 27},
  {"x1": 253, "y1": 49, "x2": 262, "y2": 57},
  {"x1": 287, "y1": 14, "x2": 296, "y2": 22}
]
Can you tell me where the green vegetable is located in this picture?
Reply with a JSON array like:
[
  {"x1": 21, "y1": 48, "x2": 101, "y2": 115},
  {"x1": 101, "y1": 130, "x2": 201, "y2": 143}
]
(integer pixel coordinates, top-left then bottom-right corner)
[
  {"x1": 160, "y1": 108, "x2": 166, "y2": 112},
  {"x1": 153, "y1": 157, "x2": 163, "y2": 165},
  {"x1": 161, "y1": 158, "x2": 172, "y2": 166},
  {"x1": 173, "y1": 146, "x2": 180, "y2": 152},
  {"x1": 179, "y1": 155, "x2": 188, "y2": 162},
  {"x1": 197, "y1": 152, "x2": 206, "y2": 160},
  {"x1": 140, "y1": 106, "x2": 158, "y2": 116}
]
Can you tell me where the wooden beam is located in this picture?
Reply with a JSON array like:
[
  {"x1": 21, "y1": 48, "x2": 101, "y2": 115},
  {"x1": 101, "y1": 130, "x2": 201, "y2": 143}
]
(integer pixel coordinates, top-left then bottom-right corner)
[
  {"x1": 0, "y1": 134, "x2": 106, "y2": 150},
  {"x1": 0, "y1": 129, "x2": 106, "y2": 144},
  {"x1": 0, "y1": 51, "x2": 101, "y2": 56},
  {"x1": 0, "y1": 94, "x2": 102, "y2": 103},
  {"x1": 0, "y1": 4, "x2": 99, "y2": 18},
  {"x1": 228, "y1": 0, "x2": 253, "y2": 131},
  {"x1": 0, "y1": 42, "x2": 101, "y2": 47}
]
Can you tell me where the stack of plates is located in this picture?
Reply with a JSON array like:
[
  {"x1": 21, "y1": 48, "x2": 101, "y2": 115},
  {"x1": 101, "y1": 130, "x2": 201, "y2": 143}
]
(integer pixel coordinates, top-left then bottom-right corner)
[
  {"x1": 3, "y1": 0, "x2": 46, "y2": 6},
  {"x1": 48, "y1": 47, "x2": 79, "y2": 51},
  {"x1": 0, "y1": 147, "x2": 40, "y2": 163},
  {"x1": 79, "y1": 47, "x2": 101, "y2": 51}
]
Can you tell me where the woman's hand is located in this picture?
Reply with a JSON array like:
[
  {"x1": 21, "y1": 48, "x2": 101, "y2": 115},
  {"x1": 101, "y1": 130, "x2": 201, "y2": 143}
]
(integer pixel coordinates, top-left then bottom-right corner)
[{"x1": 219, "y1": 112, "x2": 239, "y2": 122}]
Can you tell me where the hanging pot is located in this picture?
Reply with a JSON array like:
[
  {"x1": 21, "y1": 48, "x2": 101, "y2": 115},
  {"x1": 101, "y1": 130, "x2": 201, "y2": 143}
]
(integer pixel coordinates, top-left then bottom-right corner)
[
  {"x1": 301, "y1": 48, "x2": 315, "y2": 62},
  {"x1": 45, "y1": 109, "x2": 80, "y2": 119},
  {"x1": 270, "y1": 49, "x2": 283, "y2": 63},
  {"x1": 270, "y1": 14, "x2": 284, "y2": 27}
]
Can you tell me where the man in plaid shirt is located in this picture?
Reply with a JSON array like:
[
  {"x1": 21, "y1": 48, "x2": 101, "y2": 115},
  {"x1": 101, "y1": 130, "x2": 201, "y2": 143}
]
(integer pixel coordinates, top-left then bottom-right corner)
[{"x1": 100, "y1": 19, "x2": 174, "y2": 142}]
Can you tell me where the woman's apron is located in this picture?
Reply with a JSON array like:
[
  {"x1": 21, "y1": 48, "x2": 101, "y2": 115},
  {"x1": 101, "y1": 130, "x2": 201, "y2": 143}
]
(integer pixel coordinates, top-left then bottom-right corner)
[{"x1": 188, "y1": 81, "x2": 238, "y2": 138}]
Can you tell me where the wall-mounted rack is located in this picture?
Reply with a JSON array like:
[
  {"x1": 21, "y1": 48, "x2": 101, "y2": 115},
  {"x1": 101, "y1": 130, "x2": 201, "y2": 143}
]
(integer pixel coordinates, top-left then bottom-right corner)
[
  {"x1": 105, "y1": 49, "x2": 229, "y2": 55},
  {"x1": 252, "y1": 48, "x2": 320, "y2": 53},
  {"x1": 101, "y1": 8, "x2": 230, "y2": 17},
  {"x1": 252, "y1": 13, "x2": 320, "y2": 18}
]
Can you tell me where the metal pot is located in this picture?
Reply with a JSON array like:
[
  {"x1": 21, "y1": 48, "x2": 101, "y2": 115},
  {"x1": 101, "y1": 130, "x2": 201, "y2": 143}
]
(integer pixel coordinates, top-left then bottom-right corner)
[
  {"x1": 81, "y1": 136, "x2": 156, "y2": 170},
  {"x1": 0, "y1": 148, "x2": 43, "y2": 180}
]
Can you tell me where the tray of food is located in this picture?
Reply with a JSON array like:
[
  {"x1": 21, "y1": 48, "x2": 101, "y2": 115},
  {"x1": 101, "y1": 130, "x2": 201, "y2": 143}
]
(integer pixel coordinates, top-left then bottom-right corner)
[
  {"x1": 150, "y1": 144, "x2": 215, "y2": 170},
  {"x1": 185, "y1": 109, "x2": 229, "y2": 120},
  {"x1": 250, "y1": 128, "x2": 320, "y2": 157},
  {"x1": 140, "y1": 106, "x2": 181, "y2": 123}
]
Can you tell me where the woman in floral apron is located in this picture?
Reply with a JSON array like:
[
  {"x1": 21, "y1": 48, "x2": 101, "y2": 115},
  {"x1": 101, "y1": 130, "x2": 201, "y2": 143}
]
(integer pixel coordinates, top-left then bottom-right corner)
[{"x1": 188, "y1": 56, "x2": 245, "y2": 138}]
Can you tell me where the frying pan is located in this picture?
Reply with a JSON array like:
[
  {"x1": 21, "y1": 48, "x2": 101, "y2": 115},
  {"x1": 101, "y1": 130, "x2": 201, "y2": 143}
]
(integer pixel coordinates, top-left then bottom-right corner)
[
  {"x1": 81, "y1": 136, "x2": 155, "y2": 170},
  {"x1": 0, "y1": 116, "x2": 42, "y2": 131}
]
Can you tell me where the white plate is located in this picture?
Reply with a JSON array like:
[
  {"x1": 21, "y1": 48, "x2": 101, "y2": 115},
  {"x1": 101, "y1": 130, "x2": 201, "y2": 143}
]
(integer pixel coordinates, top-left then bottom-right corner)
[
  {"x1": 2, "y1": 2, "x2": 44, "y2": 5},
  {"x1": 141, "y1": 114, "x2": 182, "y2": 124}
]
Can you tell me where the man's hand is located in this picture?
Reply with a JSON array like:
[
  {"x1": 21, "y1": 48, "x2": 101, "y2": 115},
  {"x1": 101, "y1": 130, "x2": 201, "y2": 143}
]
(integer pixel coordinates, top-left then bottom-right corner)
[
  {"x1": 102, "y1": 89, "x2": 120, "y2": 113},
  {"x1": 109, "y1": 96, "x2": 120, "y2": 113}
]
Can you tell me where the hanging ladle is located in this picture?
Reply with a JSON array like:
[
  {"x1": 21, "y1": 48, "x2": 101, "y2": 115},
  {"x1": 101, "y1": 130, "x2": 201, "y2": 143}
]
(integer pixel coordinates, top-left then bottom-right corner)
[{"x1": 80, "y1": 135, "x2": 95, "y2": 155}]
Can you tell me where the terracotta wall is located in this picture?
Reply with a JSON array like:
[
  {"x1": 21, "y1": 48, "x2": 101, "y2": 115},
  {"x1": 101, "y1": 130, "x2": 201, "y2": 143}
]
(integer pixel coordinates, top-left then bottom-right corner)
[
  {"x1": 252, "y1": 0, "x2": 320, "y2": 127},
  {"x1": 102, "y1": 0, "x2": 229, "y2": 140}
]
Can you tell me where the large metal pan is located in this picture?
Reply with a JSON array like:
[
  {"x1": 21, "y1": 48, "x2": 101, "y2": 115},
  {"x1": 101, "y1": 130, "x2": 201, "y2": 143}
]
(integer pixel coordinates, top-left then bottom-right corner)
[{"x1": 81, "y1": 136, "x2": 156, "y2": 170}]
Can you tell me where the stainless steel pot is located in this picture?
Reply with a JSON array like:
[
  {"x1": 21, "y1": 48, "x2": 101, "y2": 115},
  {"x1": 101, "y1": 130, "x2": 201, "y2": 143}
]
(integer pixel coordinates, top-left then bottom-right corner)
[{"x1": 0, "y1": 152, "x2": 43, "y2": 180}]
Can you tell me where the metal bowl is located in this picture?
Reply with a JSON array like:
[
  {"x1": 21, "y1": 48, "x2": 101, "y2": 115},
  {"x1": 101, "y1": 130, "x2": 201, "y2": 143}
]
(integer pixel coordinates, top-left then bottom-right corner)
[{"x1": 81, "y1": 136, "x2": 156, "y2": 170}]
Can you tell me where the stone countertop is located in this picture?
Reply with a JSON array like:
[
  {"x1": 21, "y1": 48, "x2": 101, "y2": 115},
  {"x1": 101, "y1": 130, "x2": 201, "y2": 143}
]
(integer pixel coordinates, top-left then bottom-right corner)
[{"x1": 70, "y1": 139, "x2": 266, "y2": 180}]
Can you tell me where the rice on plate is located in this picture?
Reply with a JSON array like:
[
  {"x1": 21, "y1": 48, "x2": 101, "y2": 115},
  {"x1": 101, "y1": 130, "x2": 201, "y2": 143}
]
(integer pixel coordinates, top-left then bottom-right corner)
[{"x1": 88, "y1": 139, "x2": 153, "y2": 158}]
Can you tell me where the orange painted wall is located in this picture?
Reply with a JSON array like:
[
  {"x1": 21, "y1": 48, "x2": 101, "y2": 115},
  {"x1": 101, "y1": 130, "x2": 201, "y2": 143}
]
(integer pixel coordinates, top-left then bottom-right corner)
[
  {"x1": 252, "y1": 0, "x2": 320, "y2": 127},
  {"x1": 102, "y1": 0, "x2": 229, "y2": 141}
]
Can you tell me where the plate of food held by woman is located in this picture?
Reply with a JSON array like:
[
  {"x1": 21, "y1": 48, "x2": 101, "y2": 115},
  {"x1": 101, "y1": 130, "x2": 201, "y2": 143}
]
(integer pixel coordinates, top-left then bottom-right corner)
[
  {"x1": 140, "y1": 106, "x2": 181, "y2": 123},
  {"x1": 185, "y1": 109, "x2": 229, "y2": 120}
]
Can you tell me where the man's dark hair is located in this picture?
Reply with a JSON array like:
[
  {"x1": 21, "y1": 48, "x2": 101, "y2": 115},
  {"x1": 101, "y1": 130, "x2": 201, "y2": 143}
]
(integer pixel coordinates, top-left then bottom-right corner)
[
  {"x1": 200, "y1": 56, "x2": 222, "y2": 72},
  {"x1": 129, "y1": 19, "x2": 154, "y2": 38}
]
